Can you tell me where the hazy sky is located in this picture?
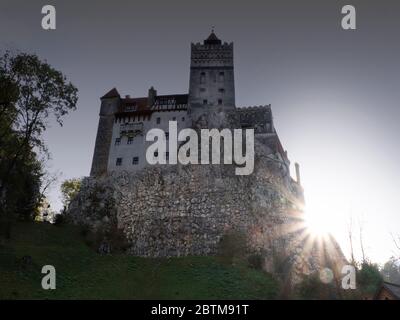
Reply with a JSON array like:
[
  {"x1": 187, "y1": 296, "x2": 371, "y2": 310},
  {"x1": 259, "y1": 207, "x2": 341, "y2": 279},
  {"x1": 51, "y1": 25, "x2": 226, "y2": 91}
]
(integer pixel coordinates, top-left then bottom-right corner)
[{"x1": 1, "y1": 0, "x2": 399, "y2": 264}]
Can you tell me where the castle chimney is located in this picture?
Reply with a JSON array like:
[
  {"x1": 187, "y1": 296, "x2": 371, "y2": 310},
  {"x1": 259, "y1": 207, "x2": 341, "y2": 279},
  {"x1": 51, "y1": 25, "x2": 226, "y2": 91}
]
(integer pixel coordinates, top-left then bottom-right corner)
[
  {"x1": 295, "y1": 162, "x2": 301, "y2": 185},
  {"x1": 148, "y1": 86, "x2": 157, "y2": 106}
]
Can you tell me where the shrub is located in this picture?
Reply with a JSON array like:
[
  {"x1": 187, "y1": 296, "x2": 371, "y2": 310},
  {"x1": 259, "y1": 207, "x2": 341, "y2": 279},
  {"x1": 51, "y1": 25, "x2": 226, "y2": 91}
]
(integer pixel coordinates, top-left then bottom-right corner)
[
  {"x1": 83, "y1": 224, "x2": 130, "y2": 254},
  {"x1": 247, "y1": 254, "x2": 264, "y2": 270},
  {"x1": 53, "y1": 214, "x2": 64, "y2": 226},
  {"x1": 217, "y1": 230, "x2": 247, "y2": 265},
  {"x1": 295, "y1": 273, "x2": 339, "y2": 300}
]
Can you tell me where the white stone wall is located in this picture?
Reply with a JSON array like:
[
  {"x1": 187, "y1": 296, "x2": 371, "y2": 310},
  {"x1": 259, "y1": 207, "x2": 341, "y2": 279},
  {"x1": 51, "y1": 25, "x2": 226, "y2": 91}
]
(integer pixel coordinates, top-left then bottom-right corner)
[{"x1": 107, "y1": 110, "x2": 190, "y2": 172}]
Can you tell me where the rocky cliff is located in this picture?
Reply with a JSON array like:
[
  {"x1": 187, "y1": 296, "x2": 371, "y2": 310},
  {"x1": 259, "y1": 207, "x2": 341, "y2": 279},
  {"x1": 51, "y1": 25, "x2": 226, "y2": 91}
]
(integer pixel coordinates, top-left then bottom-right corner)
[{"x1": 67, "y1": 135, "x2": 346, "y2": 283}]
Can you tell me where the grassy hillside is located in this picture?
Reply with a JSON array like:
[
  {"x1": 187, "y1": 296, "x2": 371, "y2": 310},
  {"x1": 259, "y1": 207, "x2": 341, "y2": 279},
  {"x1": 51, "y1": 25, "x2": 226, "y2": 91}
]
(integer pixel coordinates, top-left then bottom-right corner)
[{"x1": 0, "y1": 222, "x2": 279, "y2": 299}]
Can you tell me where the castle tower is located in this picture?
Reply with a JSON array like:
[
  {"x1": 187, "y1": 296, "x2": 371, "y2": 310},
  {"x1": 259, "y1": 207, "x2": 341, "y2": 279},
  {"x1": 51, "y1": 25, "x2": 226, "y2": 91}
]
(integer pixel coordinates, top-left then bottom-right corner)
[
  {"x1": 90, "y1": 88, "x2": 120, "y2": 176},
  {"x1": 188, "y1": 31, "x2": 236, "y2": 128}
]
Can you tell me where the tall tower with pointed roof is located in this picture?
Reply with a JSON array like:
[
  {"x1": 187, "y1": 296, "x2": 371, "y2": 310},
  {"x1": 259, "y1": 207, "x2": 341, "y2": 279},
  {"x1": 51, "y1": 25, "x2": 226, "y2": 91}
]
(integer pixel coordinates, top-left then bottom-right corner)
[
  {"x1": 90, "y1": 88, "x2": 121, "y2": 176},
  {"x1": 188, "y1": 31, "x2": 236, "y2": 127}
]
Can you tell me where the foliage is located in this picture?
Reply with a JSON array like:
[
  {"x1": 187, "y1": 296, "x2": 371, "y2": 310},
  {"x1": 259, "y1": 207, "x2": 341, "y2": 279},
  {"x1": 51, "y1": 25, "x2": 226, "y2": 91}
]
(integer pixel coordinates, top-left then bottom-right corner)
[
  {"x1": 53, "y1": 214, "x2": 65, "y2": 226},
  {"x1": 0, "y1": 51, "x2": 77, "y2": 237},
  {"x1": 294, "y1": 273, "x2": 340, "y2": 300},
  {"x1": 381, "y1": 257, "x2": 400, "y2": 284},
  {"x1": 0, "y1": 221, "x2": 279, "y2": 299},
  {"x1": 60, "y1": 178, "x2": 82, "y2": 209},
  {"x1": 356, "y1": 261, "x2": 383, "y2": 297},
  {"x1": 217, "y1": 230, "x2": 247, "y2": 265},
  {"x1": 247, "y1": 253, "x2": 264, "y2": 270},
  {"x1": 83, "y1": 224, "x2": 130, "y2": 254}
]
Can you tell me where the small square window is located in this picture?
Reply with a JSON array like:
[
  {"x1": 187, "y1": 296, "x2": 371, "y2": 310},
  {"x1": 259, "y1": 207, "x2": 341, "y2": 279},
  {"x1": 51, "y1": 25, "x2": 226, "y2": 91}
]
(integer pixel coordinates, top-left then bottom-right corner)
[
  {"x1": 127, "y1": 137, "x2": 133, "y2": 145},
  {"x1": 116, "y1": 158, "x2": 122, "y2": 166},
  {"x1": 218, "y1": 99, "x2": 223, "y2": 105},
  {"x1": 172, "y1": 117, "x2": 176, "y2": 121},
  {"x1": 156, "y1": 117, "x2": 161, "y2": 124},
  {"x1": 219, "y1": 88, "x2": 225, "y2": 93},
  {"x1": 182, "y1": 117, "x2": 185, "y2": 121},
  {"x1": 115, "y1": 138, "x2": 121, "y2": 146},
  {"x1": 203, "y1": 99, "x2": 208, "y2": 105},
  {"x1": 132, "y1": 157, "x2": 139, "y2": 165}
]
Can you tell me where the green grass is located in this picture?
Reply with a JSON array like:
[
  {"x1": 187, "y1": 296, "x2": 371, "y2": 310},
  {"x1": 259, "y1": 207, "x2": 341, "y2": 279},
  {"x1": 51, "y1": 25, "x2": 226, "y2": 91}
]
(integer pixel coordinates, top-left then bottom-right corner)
[{"x1": 0, "y1": 221, "x2": 279, "y2": 299}]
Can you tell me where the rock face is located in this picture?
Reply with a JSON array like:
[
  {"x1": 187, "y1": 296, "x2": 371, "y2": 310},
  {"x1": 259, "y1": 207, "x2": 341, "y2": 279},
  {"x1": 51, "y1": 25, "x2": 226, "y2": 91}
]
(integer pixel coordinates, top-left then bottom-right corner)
[{"x1": 67, "y1": 137, "x2": 346, "y2": 282}]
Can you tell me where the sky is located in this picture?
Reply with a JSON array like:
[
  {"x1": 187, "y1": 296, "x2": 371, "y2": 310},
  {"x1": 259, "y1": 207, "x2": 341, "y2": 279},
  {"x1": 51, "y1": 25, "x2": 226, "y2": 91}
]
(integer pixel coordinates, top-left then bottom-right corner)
[{"x1": 1, "y1": 0, "x2": 399, "y2": 264}]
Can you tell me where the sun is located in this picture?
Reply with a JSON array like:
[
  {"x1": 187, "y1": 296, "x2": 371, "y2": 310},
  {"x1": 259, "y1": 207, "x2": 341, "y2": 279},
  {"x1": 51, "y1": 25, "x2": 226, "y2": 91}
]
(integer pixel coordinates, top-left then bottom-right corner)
[{"x1": 303, "y1": 201, "x2": 334, "y2": 237}]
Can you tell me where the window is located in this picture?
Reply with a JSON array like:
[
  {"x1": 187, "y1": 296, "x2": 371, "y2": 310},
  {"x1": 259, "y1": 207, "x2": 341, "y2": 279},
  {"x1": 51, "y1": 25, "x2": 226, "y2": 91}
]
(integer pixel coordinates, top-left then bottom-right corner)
[
  {"x1": 200, "y1": 88, "x2": 206, "y2": 93},
  {"x1": 126, "y1": 104, "x2": 137, "y2": 112},
  {"x1": 203, "y1": 99, "x2": 208, "y2": 105},
  {"x1": 156, "y1": 117, "x2": 161, "y2": 124},
  {"x1": 218, "y1": 99, "x2": 223, "y2": 105},
  {"x1": 182, "y1": 117, "x2": 185, "y2": 121},
  {"x1": 172, "y1": 117, "x2": 176, "y2": 121},
  {"x1": 154, "y1": 151, "x2": 159, "y2": 157},
  {"x1": 116, "y1": 158, "x2": 122, "y2": 166},
  {"x1": 219, "y1": 71, "x2": 225, "y2": 82},
  {"x1": 132, "y1": 157, "x2": 139, "y2": 165},
  {"x1": 218, "y1": 88, "x2": 225, "y2": 93},
  {"x1": 127, "y1": 137, "x2": 133, "y2": 145},
  {"x1": 165, "y1": 132, "x2": 169, "y2": 140},
  {"x1": 166, "y1": 152, "x2": 169, "y2": 161},
  {"x1": 115, "y1": 138, "x2": 121, "y2": 146},
  {"x1": 200, "y1": 72, "x2": 206, "y2": 84}
]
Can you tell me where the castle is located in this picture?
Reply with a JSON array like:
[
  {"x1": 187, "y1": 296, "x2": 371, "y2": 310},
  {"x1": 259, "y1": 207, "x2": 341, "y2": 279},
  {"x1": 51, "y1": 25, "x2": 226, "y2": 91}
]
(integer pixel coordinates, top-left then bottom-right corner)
[
  {"x1": 90, "y1": 31, "x2": 298, "y2": 182},
  {"x1": 67, "y1": 31, "x2": 347, "y2": 282}
]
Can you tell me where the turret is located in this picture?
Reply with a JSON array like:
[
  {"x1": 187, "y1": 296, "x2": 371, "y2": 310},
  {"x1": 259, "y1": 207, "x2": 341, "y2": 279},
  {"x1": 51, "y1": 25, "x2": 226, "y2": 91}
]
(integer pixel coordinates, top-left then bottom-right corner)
[
  {"x1": 148, "y1": 86, "x2": 157, "y2": 106},
  {"x1": 90, "y1": 88, "x2": 120, "y2": 176}
]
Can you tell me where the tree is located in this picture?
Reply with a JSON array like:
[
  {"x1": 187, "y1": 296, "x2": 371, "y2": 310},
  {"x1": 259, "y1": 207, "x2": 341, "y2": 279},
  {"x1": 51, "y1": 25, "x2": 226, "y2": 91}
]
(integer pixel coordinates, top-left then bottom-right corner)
[
  {"x1": 60, "y1": 178, "x2": 82, "y2": 210},
  {"x1": 356, "y1": 261, "x2": 382, "y2": 297},
  {"x1": 0, "y1": 51, "x2": 78, "y2": 237},
  {"x1": 382, "y1": 257, "x2": 400, "y2": 284}
]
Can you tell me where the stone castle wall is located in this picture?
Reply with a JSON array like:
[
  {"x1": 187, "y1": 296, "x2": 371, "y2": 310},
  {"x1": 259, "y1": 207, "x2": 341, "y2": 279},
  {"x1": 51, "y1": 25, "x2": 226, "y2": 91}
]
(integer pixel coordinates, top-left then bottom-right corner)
[{"x1": 68, "y1": 136, "x2": 346, "y2": 281}]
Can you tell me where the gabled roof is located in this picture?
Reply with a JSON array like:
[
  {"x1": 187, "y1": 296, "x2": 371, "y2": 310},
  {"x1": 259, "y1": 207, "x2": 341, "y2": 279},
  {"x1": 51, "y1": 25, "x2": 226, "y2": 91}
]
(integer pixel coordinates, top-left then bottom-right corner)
[{"x1": 101, "y1": 88, "x2": 120, "y2": 99}]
